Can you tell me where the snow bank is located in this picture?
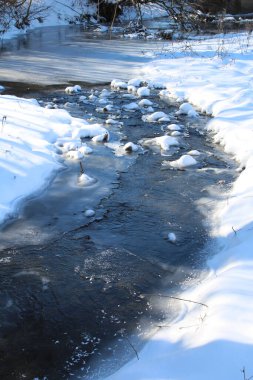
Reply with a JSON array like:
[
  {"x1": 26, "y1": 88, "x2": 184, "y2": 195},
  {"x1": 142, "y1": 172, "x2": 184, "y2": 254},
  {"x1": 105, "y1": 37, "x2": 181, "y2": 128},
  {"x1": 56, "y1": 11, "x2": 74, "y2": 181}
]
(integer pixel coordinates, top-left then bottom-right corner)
[
  {"x1": 0, "y1": 94, "x2": 104, "y2": 224},
  {"x1": 106, "y1": 32, "x2": 253, "y2": 380}
]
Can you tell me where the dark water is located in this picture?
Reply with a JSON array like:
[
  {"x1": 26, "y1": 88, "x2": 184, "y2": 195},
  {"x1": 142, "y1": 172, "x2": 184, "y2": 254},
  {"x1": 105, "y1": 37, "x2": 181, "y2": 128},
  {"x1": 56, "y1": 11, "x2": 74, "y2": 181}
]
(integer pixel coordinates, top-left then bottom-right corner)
[{"x1": 0, "y1": 83, "x2": 236, "y2": 380}]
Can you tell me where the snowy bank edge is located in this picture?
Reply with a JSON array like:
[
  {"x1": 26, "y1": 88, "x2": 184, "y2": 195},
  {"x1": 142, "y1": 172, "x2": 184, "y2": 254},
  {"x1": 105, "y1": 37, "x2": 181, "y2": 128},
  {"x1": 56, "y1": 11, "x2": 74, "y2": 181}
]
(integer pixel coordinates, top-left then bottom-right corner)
[{"x1": 105, "y1": 33, "x2": 253, "y2": 380}]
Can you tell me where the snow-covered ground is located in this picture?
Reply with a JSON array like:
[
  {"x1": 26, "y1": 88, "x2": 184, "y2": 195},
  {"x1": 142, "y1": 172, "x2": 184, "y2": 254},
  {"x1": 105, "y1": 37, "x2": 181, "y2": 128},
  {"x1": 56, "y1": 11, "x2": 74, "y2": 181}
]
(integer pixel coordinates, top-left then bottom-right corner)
[
  {"x1": 0, "y1": 93, "x2": 109, "y2": 225},
  {"x1": 0, "y1": 0, "x2": 97, "y2": 41},
  {"x1": 104, "y1": 32, "x2": 253, "y2": 380}
]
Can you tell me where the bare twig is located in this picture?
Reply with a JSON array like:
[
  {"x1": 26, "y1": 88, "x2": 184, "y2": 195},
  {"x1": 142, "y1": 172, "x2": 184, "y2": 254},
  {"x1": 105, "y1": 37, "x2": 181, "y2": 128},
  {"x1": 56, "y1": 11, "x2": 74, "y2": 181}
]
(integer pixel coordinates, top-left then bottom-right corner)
[
  {"x1": 144, "y1": 293, "x2": 208, "y2": 308},
  {"x1": 125, "y1": 337, "x2": 139, "y2": 360}
]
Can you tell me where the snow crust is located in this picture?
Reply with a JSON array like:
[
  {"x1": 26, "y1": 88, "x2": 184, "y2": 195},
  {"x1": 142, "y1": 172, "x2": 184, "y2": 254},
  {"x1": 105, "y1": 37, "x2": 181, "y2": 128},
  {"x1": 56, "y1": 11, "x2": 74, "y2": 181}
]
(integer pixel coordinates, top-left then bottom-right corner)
[{"x1": 106, "y1": 32, "x2": 253, "y2": 380}]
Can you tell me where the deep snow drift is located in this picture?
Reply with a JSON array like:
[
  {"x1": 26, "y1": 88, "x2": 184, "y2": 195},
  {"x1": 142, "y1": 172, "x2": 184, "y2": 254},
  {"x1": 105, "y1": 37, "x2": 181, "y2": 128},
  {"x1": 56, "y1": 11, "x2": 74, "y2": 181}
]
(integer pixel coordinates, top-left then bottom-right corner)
[{"x1": 105, "y1": 33, "x2": 253, "y2": 380}]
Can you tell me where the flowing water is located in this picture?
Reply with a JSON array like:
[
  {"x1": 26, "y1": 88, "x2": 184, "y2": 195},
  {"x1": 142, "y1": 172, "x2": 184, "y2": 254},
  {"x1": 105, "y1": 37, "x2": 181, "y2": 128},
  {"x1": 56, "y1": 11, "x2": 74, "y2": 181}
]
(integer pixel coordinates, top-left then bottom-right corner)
[{"x1": 0, "y1": 27, "x2": 237, "y2": 380}]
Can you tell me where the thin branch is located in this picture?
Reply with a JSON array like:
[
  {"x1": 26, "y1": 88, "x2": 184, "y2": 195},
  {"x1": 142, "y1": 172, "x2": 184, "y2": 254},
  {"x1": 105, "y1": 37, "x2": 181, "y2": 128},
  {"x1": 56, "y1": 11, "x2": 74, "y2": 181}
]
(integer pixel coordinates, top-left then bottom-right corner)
[
  {"x1": 145, "y1": 293, "x2": 208, "y2": 308},
  {"x1": 125, "y1": 337, "x2": 139, "y2": 360}
]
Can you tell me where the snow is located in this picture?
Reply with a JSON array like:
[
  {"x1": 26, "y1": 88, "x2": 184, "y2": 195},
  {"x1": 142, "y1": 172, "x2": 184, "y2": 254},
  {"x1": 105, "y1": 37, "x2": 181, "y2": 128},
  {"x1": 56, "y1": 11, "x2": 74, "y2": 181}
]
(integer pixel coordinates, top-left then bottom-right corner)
[
  {"x1": 188, "y1": 149, "x2": 201, "y2": 156},
  {"x1": 65, "y1": 85, "x2": 82, "y2": 94},
  {"x1": 167, "y1": 123, "x2": 182, "y2": 131},
  {"x1": 168, "y1": 232, "x2": 177, "y2": 243},
  {"x1": 128, "y1": 78, "x2": 143, "y2": 87},
  {"x1": 111, "y1": 79, "x2": 128, "y2": 90},
  {"x1": 105, "y1": 32, "x2": 253, "y2": 380},
  {"x1": 92, "y1": 132, "x2": 110, "y2": 143},
  {"x1": 84, "y1": 209, "x2": 95, "y2": 217},
  {"x1": 0, "y1": 92, "x2": 111, "y2": 223},
  {"x1": 137, "y1": 86, "x2": 150, "y2": 97},
  {"x1": 79, "y1": 173, "x2": 96, "y2": 186},
  {"x1": 138, "y1": 99, "x2": 153, "y2": 107},
  {"x1": 169, "y1": 154, "x2": 198, "y2": 169},
  {"x1": 123, "y1": 102, "x2": 139, "y2": 111},
  {"x1": 123, "y1": 142, "x2": 139, "y2": 153},
  {"x1": 142, "y1": 111, "x2": 170, "y2": 122},
  {"x1": 72, "y1": 124, "x2": 107, "y2": 139},
  {"x1": 176, "y1": 102, "x2": 199, "y2": 117},
  {"x1": 144, "y1": 135, "x2": 179, "y2": 151}
]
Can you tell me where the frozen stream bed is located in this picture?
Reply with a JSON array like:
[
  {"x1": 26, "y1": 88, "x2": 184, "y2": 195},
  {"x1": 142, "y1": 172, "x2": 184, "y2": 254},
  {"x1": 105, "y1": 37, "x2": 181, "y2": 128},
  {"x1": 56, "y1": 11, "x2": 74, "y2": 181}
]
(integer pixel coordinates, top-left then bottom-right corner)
[
  {"x1": 0, "y1": 26, "x2": 237, "y2": 380},
  {"x1": 0, "y1": 82, "x2": 236, "y2": 380}
]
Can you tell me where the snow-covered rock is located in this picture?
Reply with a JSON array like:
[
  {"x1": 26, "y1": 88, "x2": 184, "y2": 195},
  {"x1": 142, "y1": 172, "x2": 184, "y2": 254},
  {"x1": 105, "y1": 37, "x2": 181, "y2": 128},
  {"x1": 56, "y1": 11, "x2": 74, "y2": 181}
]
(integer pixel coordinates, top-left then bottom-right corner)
[
  {"x1": 111, "y1": 79, "x2": 128, "y2": 90},
  {"x1": 79, "y1": 144, "x2": 93, "y2": 155},
  {"x1": 142, "y1": 111, "x2": 170, "y2": 122},
  {"x1": 65, "y1": 85, "x2": 82, "y2": 94},
  {"x1": 176, "y1": 103, "x2": 199, "y2": 117},
  {"x1": 170, "y1": 154, "x2": 197, "y2": 169},
  {"x1": 92, "y1": 132, "x2": 110, "y2": 143},
  {"x1": 127, "y1": 85, "x2": 137, "y2": 93},
  {"x1": 66, "y1": 150, "x2": 83, "y2": 160},
  {"x1": 84, "y1": 209, "x2": 95, "y2": 217},
  {"x1": 167, "y1": 123, "x2": 182, "y2": 131},
  {"x1": 79, "y1": 173, "x2": 96, "y2": 186},
  {"x1": 128, "y1": 78, "x2": 144, "y2": 87},
  {"x1": 138, "y1": 99, "x2": 153, "y2": 107},
  {"x1": 123, "y1": 142, "x2": 139, "y2": 153},
  {"x1": 188, "y1": 149, "x2": 201, "y2": 156},
  {"x1": 72, "y1": 124, "x2": 107, "y2": 140},
  {"x1": 168, "y1": 232, "x2": 176, "y2": 243},
  {"x1": 137, "y1": 87, "x2": 150, "y2": 97},
  {"x1": 123, "y1": 102, "x2": 139, "y2": 111},
  {"x1": 143, "y1": 136, "x2": 179, "y2": 151}
]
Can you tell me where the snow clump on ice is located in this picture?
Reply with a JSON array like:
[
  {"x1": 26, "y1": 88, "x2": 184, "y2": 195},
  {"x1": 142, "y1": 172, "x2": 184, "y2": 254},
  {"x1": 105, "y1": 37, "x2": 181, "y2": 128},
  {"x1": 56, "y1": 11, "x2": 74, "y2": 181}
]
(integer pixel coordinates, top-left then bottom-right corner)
[
  {"x1": 168, "y1": 232, "x2": 177, "y2": 243},
  {"x1": 169, "y1": 154, "x2": 197, "y2": 169},
  {"x1": 137, "y1": 87, "x2": 150, "y2": 97},
  {"x1": 143, "y1": 135, "x2": 179, "y2": 151},
  {"x1": 123, "y1": 102, "x2": 139, "y2": 111},
  {"x1": 167, "y1": 123, "x2": 182, "y2": 131},
  {"x1": 92, "y1": 132, "x2": 110, "y2": 143},
  {"x1": 176, "y1": 103, "x2": 199, "y2": 117},
  {"x1": 123, "y1": 142, "x2": 139, "y2": 153},
  {"x1": 138, "y1": 99, "x2": 153, "y2": 107},
  {"x1": 111, "y1": 79, "x2": 128, "y2": 90},
  {"x1": 79, "y1": 174, "x2": 96, "y2": 186},
  {"x1": 128, "y1": 78, "x2": 144, "y2": 87},
  {"x1": 84, "y1": 209, "x2": 95, "y2": 217},
  {"x1": 79, "y1": 144, "x2": 93, "y2": 155},
  {"x1": 65, "y1": 85, "x2": 82, "y2": 94},
  {"x1": 142, "y1": 111, "x2": 170, "y2": 123},
  {"x1": 188, "y1": 149, "x2": 201, "y2": 156}
]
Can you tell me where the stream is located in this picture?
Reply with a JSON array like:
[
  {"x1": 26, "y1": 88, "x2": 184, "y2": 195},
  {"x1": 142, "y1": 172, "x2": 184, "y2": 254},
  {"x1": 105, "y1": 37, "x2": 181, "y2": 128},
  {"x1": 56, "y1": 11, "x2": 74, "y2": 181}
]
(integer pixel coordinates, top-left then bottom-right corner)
[{"x1": 0, "y1": 26, "x2": 236, "y2": 380}]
